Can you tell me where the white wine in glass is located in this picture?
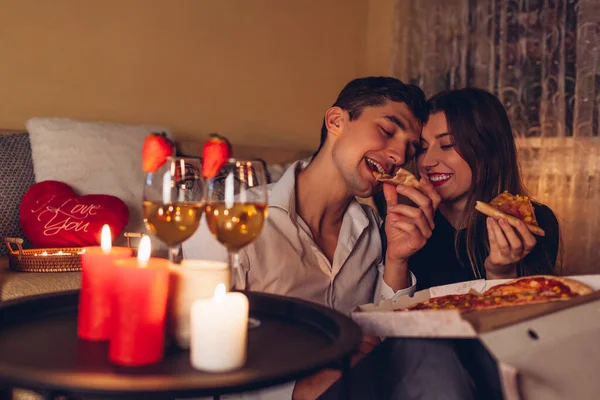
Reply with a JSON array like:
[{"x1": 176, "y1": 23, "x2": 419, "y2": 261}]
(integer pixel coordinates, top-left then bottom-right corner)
[
  {"x1": 143, "y1": 201, "x2": 205, "y2": 247},
  {"x1": 143, "y1": 157, "x2": 205, "y2": 264},
  {"x1": 204, "y1": 203, "x2": 268, "y2": 251},
  {"x1": 205, "y1": 159, "x2": 268, "y2": 278}
]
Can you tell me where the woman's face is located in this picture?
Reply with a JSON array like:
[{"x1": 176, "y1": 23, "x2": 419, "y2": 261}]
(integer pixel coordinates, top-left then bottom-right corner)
[{"x1": 417, "y1": 112, "x2": 472, "y2": 206}]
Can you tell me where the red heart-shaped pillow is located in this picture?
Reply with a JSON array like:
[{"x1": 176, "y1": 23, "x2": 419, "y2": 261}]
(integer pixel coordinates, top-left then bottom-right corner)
[{"x1": 20, "y1": 181, "x2": 129, "y2": 248}]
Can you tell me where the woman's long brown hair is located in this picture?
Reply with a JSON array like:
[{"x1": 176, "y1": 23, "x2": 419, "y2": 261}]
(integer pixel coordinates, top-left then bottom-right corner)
[{"x1": 426, "y1": 88, "x2": 556, "y2": 278}]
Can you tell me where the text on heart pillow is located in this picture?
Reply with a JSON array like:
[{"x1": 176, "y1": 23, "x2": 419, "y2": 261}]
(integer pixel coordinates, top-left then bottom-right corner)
[{"x1": 20, "y1": 181, "x2": 129, "y2": 248}]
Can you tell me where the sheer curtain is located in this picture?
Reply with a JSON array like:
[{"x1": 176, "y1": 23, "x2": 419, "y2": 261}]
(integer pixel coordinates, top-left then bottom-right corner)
[{"x1": 391, "y1": 0, "x2": 600, "y2": 275}]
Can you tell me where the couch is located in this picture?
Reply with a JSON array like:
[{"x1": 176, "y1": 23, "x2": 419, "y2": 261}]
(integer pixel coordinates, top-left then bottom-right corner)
[{"x1": 0, "y1": 128, "x2": 314, "y2": 302}]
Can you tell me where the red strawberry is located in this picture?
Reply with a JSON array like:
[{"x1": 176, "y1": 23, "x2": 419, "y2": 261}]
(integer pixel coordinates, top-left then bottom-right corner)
[
  {"x1": 202, "y1": 133, "x2": 232, "y2": 178},
  {"x1": 142, "y1": 132, "x2": 174, "y2": 173}
]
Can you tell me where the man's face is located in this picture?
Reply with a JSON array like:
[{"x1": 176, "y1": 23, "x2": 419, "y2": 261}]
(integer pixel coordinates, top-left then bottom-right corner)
[{"x1": 331, "y1": 101, "x2": 422, "y2": 198}]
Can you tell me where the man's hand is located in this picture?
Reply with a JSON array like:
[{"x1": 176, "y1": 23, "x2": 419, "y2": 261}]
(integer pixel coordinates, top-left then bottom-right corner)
[
  {"x1": 484, "y1": 217, "x2": 537, "y2": 279},
  {"x1": 383, "y1": 178, "x2": 440, "y2": 290},
  {"x1": 292, "y1": 336, "x2": 382, "y2": 400}
]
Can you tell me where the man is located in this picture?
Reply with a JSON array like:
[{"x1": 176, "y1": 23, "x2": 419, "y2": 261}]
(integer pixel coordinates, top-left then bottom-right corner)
[{"x1": 184, "y1": 77, "x2": 476, "y2": 399}]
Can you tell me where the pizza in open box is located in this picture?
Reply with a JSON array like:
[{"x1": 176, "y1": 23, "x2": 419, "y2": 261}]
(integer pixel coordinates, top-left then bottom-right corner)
[{"x1": 402, "y1": 276, "x2": 593, "y2": 312}]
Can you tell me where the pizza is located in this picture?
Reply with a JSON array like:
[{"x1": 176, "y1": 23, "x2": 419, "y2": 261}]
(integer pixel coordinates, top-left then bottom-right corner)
[
  {"x1": 402, "y1": 276, "x2": 593, "y2": 312},
  {"x1": 475, "y1": 191, "x2": 545, "y2": 236},
  {"x1": 406, "y1": 292, "x2": 565, "y2": 311},
  {"x1": 373, "y1": 168, "x2": 423, "y2": 190},
  {"x1": 481, "y1": 275, "x2": 593, "y2": 297}
]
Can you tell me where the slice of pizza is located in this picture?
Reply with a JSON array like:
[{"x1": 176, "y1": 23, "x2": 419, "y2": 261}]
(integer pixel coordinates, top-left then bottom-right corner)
[
  {"x1": 404, "y1": 293, "x2": 478, "y2": 311},
  {"x1": 482, "y1": 275, "x2": 593, "y2": 297},
  {"x1": 403, "y1": 290, "x2": 580, "y2": 313},
  {"x1": 373, "y1": 168, "x2": 423, "y2": 191},
  {"x1": 403, "y1": 292, "x2": 534, "y2": 312},
  {"x1": 475, "y1": 190, "x2": 546, "y2": 236},
  {"x1": 400, "y1": 275, "x2": 593, "y2": 313}
]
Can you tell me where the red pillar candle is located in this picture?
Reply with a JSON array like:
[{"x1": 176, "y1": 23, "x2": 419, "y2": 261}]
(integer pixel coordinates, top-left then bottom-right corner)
[
  {"x1": 109, "y1": 236, "x2": 169, "y2": 366},
  {"x1": 78, "y1": 225, "x2": 132, "y2": 341}
]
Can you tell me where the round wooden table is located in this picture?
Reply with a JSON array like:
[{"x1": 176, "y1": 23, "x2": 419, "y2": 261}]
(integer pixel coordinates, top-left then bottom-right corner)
[{"x1": 0, "y1": 290, "x2": 361, "y2": 399}]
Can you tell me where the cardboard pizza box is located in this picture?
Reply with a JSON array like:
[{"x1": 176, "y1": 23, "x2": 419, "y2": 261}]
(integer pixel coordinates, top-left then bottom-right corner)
[
  {"x1": 352, "y1": 275, "x2": 600, "y2": 400},
  {"x1": 478, "y1": 297, "x2": 600, "y2": 400}
]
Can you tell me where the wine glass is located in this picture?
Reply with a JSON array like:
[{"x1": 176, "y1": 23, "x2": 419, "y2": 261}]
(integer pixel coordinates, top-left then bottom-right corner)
[
  {"x1": 204, "y1": 159, "x2": 268, "y2": 280},
  {"x1": 143, "y1": 157, "x2": 205, "y2": 264}
]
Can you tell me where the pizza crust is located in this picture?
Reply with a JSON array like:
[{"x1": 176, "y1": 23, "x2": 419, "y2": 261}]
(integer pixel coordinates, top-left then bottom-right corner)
[
  {"x1": 475, "y1": 201, "x2": 546, "y2": 236},
  {"x1": 373, "y1": 168, "x2": 423, "y2": 190},
  {"x1": 557, "y1": 276, "x2": 595, "y2": 295},
  {"x1": 483, "y1": 275, "x2": 593, "y2": 296},
  {"x1": 530, "y1": 275, "x2": 593, "y2": 296}
]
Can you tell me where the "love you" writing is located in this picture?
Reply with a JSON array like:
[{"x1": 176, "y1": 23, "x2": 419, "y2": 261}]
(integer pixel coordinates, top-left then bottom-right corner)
[{"x1": 31, "y1": 197, "x2": 102, "y2": 236}]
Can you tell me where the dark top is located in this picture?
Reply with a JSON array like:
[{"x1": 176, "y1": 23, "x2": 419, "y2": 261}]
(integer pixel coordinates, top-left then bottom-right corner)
[{"x1": 407, "y1": 204, "x2": 560, "y2": 291}]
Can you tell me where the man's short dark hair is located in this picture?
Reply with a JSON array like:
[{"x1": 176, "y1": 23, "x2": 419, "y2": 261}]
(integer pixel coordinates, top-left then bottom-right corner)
[{"x1": 314, "y1": 77, "x2": 428, "y2": 156}]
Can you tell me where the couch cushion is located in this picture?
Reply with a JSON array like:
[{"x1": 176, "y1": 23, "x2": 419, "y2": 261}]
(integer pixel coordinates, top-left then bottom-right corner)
[
  {"x1": 0, "y1": 132, "x2": 36, "y2": 256},
  {"x1": 26, "y1": 118, "x2": 171, "y2": 250}
]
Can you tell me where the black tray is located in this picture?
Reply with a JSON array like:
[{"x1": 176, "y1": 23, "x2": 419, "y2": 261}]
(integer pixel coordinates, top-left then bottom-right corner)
[{"x1": 0, "y1": 290, "x2": 361, "y2": 399}]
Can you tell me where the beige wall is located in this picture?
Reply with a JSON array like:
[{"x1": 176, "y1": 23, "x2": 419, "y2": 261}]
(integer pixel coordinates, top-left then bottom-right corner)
[
  {"x1": 365, "y1": 0, "x2": 395, "y2": 76},
  {"x1": 0, "y1": 0, "x2": 381, "y2": 150}
]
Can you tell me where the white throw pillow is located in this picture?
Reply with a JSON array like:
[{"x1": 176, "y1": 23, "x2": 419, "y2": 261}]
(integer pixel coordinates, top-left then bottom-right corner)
[{"x1": 26, "y1": 117, "x2": 171, "y2": 251}]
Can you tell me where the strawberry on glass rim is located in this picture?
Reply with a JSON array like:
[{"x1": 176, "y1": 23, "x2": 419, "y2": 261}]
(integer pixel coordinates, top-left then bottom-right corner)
[
  {"x1": 142, "y1": 132, "x2": 175, "y2": 173},
  {"x1": 202, "y1": 133, "x2": 232, "y2": 179}
]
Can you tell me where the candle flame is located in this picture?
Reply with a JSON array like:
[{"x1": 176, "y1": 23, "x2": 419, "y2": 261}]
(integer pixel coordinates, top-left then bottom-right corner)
[
  {"x1": 101, "y1": 225, "x2": 112, "y2": 253},
  {"x1": 137, "y1": 236, "x2": 151, "y2": 267},
  {"x1": 213, "y1": 283, "x2": 226, "y2": 302}
]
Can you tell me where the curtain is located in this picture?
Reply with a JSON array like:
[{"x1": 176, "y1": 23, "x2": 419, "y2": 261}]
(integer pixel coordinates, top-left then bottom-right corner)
[{"x1": 392, "y1": 0, "x2": 600, "y2": 275}]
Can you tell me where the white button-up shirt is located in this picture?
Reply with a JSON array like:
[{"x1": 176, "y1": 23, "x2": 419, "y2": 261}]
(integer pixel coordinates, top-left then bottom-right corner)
[
  {"x1": 183, "y1": 160, "x2": 415, "y2": 400},
  {"x1": 183, "y1": 161, "x2": 415, "y2": 315}
]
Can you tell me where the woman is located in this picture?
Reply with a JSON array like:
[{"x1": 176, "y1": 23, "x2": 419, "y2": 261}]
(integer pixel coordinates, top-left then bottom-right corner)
[
  {"x1": 367, "y1": 88, "x2": 560, "y2": 400},
  {"x1": 380, "y1": 88, "x2": 560, "y2": 290}
]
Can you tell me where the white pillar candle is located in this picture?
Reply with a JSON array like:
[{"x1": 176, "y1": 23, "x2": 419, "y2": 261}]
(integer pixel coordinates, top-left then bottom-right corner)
[
  {"x1": 167, "y1": 259, "x2": 231, "y2": 349},
  {"x1": 190, "y1": 284, "x2": 248, "y2": 372}
]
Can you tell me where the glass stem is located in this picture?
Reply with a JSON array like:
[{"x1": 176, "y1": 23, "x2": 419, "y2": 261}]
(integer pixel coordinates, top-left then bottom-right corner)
[
  {"x1": 169, "y1": 245, "x2": 182, "y2": 265},
  {"x1": 228, "y1": 250, "x2": 240, "y2": 290}
]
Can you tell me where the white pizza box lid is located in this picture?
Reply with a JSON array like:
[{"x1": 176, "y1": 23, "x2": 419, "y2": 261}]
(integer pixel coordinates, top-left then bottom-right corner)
[
  {"x1": 478, "y1": 291, "x2": 600, "y2": 400},
  {"x1": 352, "y1": 274, "x2": 600, "y2": 338}
]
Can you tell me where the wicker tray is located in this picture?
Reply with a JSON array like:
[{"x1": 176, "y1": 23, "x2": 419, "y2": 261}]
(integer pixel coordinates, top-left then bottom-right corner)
[{"x1": 3, "y1": 233, "x2": 144, "y2": 273}]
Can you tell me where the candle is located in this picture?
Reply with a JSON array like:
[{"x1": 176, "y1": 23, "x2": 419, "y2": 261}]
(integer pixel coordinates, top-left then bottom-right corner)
[
  {"x1": 109, "y1": 236, "x2": 169, "y2": 366},
  {"x1": 190, "y1": 284, "x2": 248, "y2": 372},
  {"x1": 167, "y1": 259, "x2": 230, "y2": 348},
  {"x1": 78, "y1": 225, "x2": 132, "y2": 341}
]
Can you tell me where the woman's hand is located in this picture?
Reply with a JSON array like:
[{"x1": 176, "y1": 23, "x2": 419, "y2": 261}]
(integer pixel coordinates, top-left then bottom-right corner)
[
  {"x1": 382, "y1": 178, "x2": 440, "y2": 290},
  {"x1": 383, "y1": 179, "x2": 441, "y2": 262},
  {"x1": 484, "y1": 217, "x2": 537, "y2": 279}
]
